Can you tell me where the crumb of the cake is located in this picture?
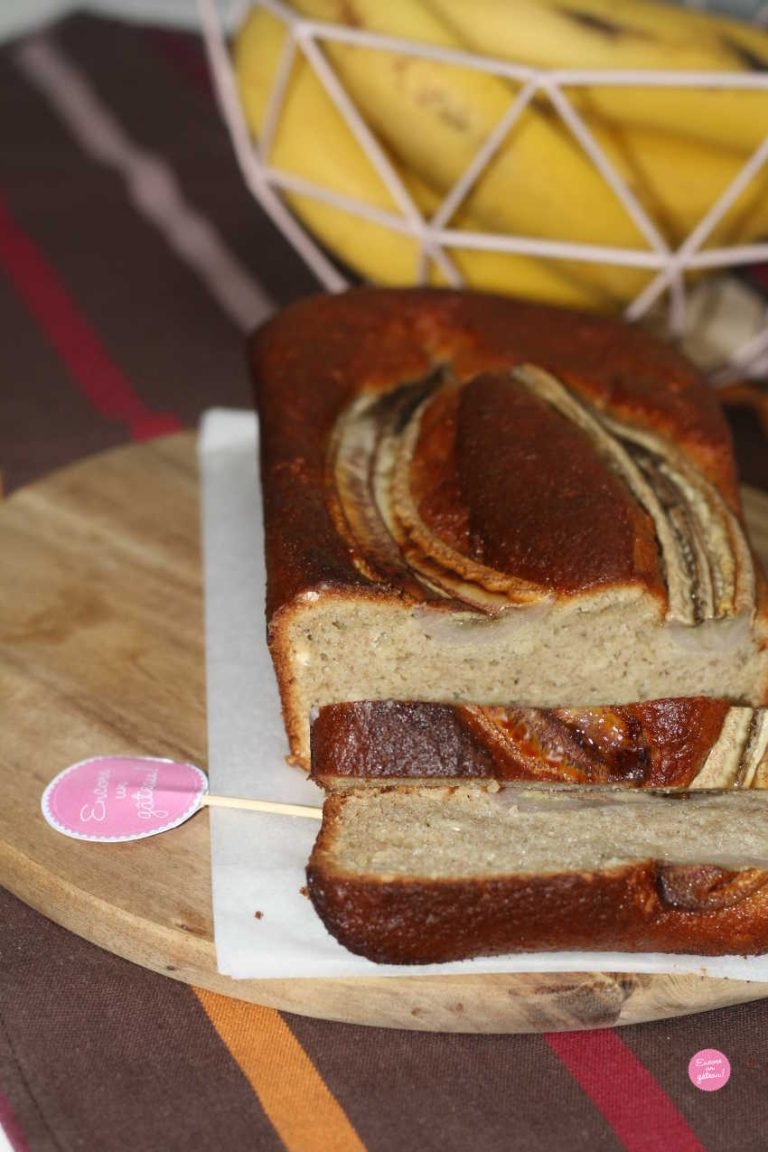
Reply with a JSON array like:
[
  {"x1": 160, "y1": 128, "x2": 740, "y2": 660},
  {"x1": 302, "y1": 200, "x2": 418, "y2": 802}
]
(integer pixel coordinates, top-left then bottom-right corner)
[
  {"x1": 254, "y1": 910, "x2": 264, "y2": 919},
  {"x1": 299, "y1": 886, "x2": 309, "y2": 898}
]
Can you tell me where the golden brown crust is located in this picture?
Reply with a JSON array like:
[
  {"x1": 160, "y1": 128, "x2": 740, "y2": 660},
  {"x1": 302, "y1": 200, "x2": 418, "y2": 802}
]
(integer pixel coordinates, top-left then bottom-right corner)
[
  {"x1": 310, "y1": 698, "x2": 732, "y2": 789},
  {"x1": 307, "y1": 795, "x2": 768, "y2": 964},
  {"x1": 251, "y1": 287, "x2": 739, "y2": 619},
  {"x1": 306, "y1": 861, "x2": 768, "y2": 964}
]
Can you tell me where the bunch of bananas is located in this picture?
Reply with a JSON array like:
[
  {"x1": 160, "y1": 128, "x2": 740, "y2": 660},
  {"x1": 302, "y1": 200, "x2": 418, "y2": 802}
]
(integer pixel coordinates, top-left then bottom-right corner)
[{"x1": 234, "y1": 0, "x2": 768, "y2": 312}]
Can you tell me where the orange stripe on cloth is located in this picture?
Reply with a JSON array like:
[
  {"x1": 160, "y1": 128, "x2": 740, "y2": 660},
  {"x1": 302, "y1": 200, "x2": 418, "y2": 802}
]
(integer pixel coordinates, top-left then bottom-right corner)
[{"x1": 195, "y1": 989, "x2": 366, "y2": 1152}]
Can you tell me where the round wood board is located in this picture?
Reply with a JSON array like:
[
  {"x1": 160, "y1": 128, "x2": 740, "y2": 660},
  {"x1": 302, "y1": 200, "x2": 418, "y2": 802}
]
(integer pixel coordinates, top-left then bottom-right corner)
[{"x1": 3, "y1": 433, "x2": 768, "y2": 1034}]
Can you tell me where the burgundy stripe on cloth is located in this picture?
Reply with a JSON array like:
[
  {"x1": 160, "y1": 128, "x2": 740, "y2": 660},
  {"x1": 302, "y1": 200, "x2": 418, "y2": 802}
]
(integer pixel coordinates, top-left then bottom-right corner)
[
  {"x1": 0, "y1": 188, "x2": 181, "y2": 441},
  {"x1": 0, "y1": 1092, "x2": 32, "y2": 1152},
  {"x1": 544, "y1": 1030, "x2": 708, "y2": 1152},
  {"x1": 0, "y1": 23, "x2": 269, "y2": 443},
  {"x1": 621, "y1": 1006, "x2": 768, "y2": 1152},
  {"x1": 15, "y1": 34, "x2": 273, "y2": 335},
  {"x1": 284, "y1": 1013, "x2": 626, "y2": 1152}
]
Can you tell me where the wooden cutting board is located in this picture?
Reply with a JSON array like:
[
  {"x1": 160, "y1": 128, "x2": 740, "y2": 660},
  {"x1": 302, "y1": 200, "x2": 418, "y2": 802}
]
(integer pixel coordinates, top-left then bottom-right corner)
[{"x1": 3, "y1": 433, "x2": 768, "y2": 1034}]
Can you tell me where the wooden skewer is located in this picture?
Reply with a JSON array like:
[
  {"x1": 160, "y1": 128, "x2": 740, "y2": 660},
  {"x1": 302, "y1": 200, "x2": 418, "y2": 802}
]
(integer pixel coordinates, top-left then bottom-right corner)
[{"x1": 201, "y1": 793, "x2": 322, "y2": 820}]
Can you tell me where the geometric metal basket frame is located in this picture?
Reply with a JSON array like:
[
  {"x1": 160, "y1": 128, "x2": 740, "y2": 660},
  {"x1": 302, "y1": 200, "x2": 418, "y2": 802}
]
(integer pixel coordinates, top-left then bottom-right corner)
[{"x1": 200, "y1": 0, "x2": 768, "y2": 381}]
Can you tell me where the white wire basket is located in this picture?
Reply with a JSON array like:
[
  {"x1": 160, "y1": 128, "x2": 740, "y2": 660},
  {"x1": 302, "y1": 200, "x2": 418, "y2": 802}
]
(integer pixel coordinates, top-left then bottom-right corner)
[{"x1": 199, "y1": 0, "x2": 768, "y2": 382}]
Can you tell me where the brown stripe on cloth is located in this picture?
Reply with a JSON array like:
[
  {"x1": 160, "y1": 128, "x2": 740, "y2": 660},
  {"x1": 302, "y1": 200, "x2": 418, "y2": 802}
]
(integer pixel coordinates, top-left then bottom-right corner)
[
  {"x1": 51, "y1": 13, "x2": 320, "y2": 309},
  {"x1": 282, "y1": 1014, "x2": 626, "y2": 1152},
  {"x1": 195, "y1": 990, "x2": 366, "y2": 1152},
  {"x1": 0, "y1": 890, "x2": 285, "y2": 1152},
  {"x1": 142, "y1": 26, "x2": 215, "y2": 101},
  {"x1": 0, "y1": 43, "x2": 253, "y2": 431},
  {"x1": 0, "y1": 258, "x2": 127, "y2": 493}
]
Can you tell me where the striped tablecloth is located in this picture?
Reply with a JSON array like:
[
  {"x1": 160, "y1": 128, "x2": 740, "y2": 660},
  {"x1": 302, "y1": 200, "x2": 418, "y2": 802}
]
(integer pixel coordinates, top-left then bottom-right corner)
[{"x1": 2, "y1": 13, "x2": 768, "y2": 1152}]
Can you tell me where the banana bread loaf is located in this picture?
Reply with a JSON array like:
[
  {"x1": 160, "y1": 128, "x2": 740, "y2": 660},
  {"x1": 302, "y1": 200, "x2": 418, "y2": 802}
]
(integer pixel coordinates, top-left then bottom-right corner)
[{"x1": 251, "y1": 288, "x2": 768, "y2": 767}]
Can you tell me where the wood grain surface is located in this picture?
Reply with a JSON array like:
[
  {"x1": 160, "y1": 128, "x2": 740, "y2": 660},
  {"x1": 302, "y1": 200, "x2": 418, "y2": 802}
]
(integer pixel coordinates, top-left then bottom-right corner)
[{"x1": 2, "y1": 433, "x2": 768, "y2": 1034}]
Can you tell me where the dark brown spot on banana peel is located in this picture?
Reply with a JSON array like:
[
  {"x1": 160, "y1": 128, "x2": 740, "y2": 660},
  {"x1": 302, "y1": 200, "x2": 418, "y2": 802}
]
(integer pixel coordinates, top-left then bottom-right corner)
[
  {"x1": 726, "y1": 41, "x2": 768, "y2": 72},
  {"x1": 415, "y1": 86, "x2": 469, "y2": 133},
  {"x1": 339, "y1": 1, "x2": 361, "y2": 28},
  {"x1": 388, "y1": 56, "x2": 469, "y2": 132},
  {"x1": 561, "y1": 7, "x2": 653, "y2": 41}
]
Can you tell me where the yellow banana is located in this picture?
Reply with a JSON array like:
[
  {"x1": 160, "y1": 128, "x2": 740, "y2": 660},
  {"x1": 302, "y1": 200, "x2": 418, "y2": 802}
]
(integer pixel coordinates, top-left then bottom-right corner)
[
  {"x1": 589, "y1": 121, "x2": 768, "y2": 247},
  {"x1": 286, "y1": 0, "x2": 657, "y2": 302},
  {"x1": 539, "y1": 0, "x2": 768, "y2": 66},
  {"x1": 426, "y1": 0, "x2": 768, "y2": 153},
  {"x1": 709, "y1": 10, "x2": 768, "y2": 69},
  {"x1": 234, "y1": 6, "x2": 611, "y2": 309},
  {"x1": 402, "y1": 169, "x2": 614, "y2": 307},
  {"x1": 424, "y1": 0, "x2": 768, "y2": 246},
  {"x1": 236, "y1": 7, "x2": 422, "y2": 284},
  {"x1": 431, "y1": 0, "x2": 741, "y2": 71}
]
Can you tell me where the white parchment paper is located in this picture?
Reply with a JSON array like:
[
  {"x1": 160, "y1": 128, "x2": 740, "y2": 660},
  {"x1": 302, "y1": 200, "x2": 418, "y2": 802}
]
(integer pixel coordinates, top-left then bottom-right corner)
[{"x1": 200, "y1": 408, "x2": 768, "y2": 982}]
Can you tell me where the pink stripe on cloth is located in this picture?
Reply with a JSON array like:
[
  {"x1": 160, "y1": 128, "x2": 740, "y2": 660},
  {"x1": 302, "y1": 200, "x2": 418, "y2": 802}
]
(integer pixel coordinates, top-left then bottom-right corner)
[
  {"x1": 545, "y1": 1030, "x2": 708, "y2": 1152},
  {"x1": 0, "y1": 188, "x2": 181, "y2": 441}
]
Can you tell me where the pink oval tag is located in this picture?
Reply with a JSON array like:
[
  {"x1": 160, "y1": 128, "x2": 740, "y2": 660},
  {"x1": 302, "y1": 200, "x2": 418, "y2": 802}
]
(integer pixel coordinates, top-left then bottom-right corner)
[{"x1": 41, "y1": 756, "x2": 208, "y2": 842}]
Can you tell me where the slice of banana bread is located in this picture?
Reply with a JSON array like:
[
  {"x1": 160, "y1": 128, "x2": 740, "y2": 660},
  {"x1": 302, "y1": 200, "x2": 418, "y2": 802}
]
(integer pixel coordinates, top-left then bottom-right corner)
[
  {"x1": 306, "y1": 783, "x2": 768, "y2": 964},
  {"x1": 310, "y1": 698, "x2": 768, "y2": 791}
]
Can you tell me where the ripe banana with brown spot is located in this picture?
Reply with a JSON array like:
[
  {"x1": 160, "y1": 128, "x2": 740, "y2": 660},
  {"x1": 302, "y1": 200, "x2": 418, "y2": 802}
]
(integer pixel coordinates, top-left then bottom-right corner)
[
  {"x1": 425, "y1": 0, "x2": 768, "y2": 244},
  {"x1": 427, "y1": 0, "x2": 768, "y2": 153}
]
